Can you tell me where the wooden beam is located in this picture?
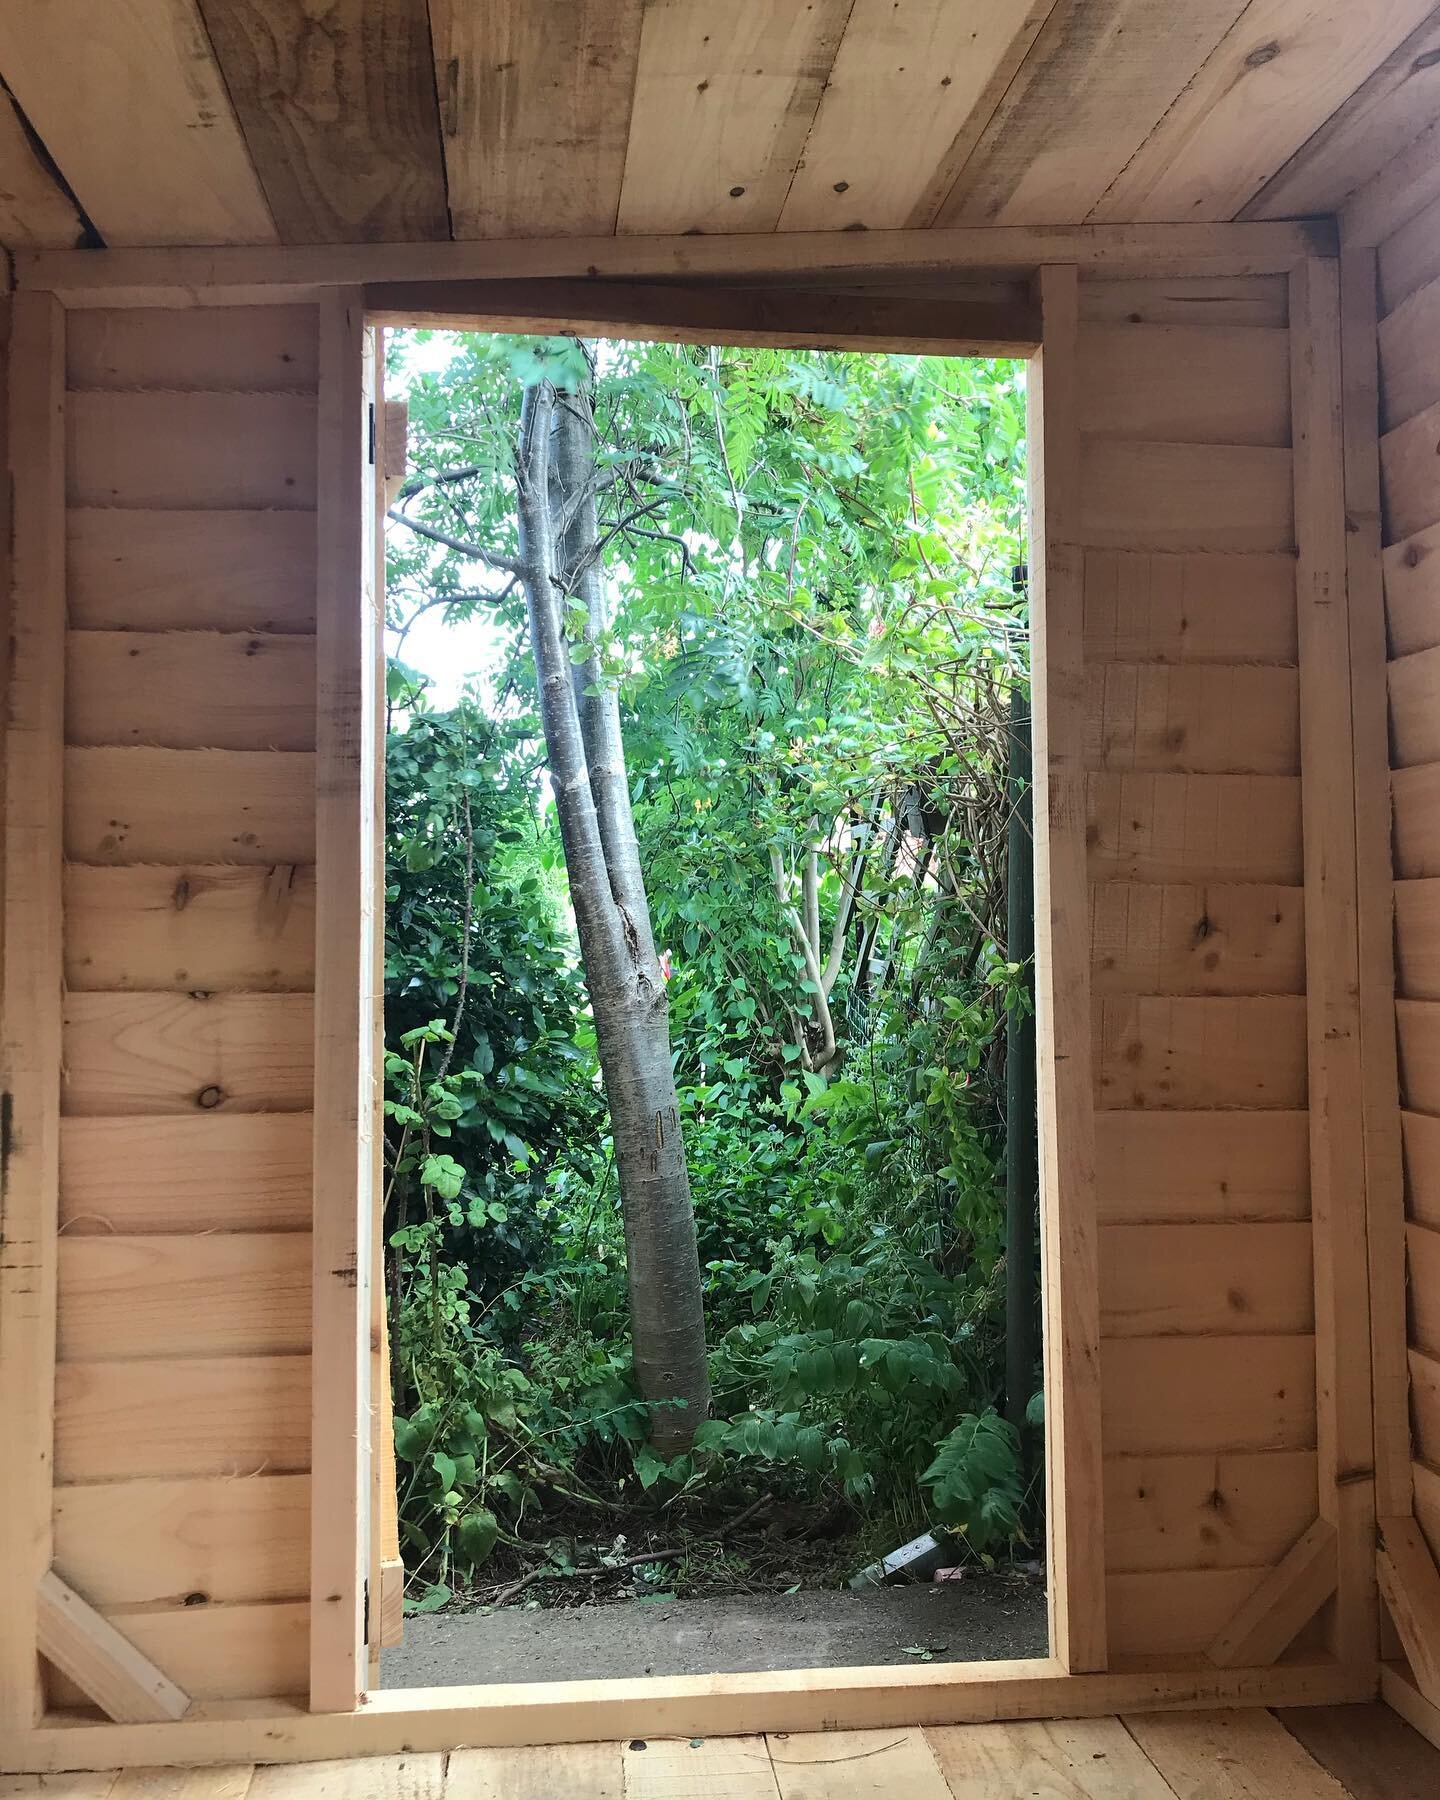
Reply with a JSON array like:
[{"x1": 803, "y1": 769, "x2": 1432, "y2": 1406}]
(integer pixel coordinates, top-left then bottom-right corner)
[
  {"x1": 1029, "y1": 264, "x2": 1106, "y2": 1674},
  {"x1": 1382, "y1": 1658, "x2": 1440, "y2": 1752},
  {"x1": 13, "y1": 222, "x2": 1338, "y2": 310},
  {"x1": 0, "y1": 291, "x2": 65, "y2": 1732},
  {"x1": 1378, "y1": 1517, "x2": 1440, "y2": 1706},
  {"x1": 1207, "y1": 1519, "x2": 1338, "y2": 1668},
  {"x1": 362, "y1": 280, "x2": 1041, "y2": 354},
  {"x1": 1291, "y1": 255, "x2": 1377, "y2": 1668},
  {"x1": 35, "y1": 1571, "x2": 189, "y2": 1725},
  {"x1": 309, "y1": 290, "x2": 376, "y2": 1712}
]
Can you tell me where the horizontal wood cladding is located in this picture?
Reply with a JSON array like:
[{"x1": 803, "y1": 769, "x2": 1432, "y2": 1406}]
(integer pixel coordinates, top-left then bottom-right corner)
[
  {"x1": 1418, "y1": 1459, "x2": 1440, "y2": 1564},
  {"x1": 1396, "y1": 881, "x2": 1440, "y2": 1001},
  {"x1": 1094, "y1": 996, "x2": 1307, "y2": 1110},
  {"x1": 61, "y1": 991, "x2": 314, "y2": 1116},
  {"x1": 1409, "y1": 1223, "x2": 1440, "y2": 1358},
  {"x1": 57, "y1": 1235, "x2": 311, "y2": 1360},
  {"x1": 1090, "y1": 883, "x2": 1304, "y2": 996},
  {"x1": 64, "y1": 863, "x2": 316, "y2": 993},
  {"x1": 1404, "y1": 1110, "x2": 1440, "y2": 1228},
  {"x1": 60, "y1": 1113, "x2": 313, "y2": 1235},
  {"x1": 54, "y1": 1355, "x2": 312, "y2": 1482},
  {"x1": 1087, "y1": 773, "x2": 1303, "y2": 885},
  {"x1": 66, "y1": 631, "x2": 317, "y2": 751},
  {"x1": 1084, "y1": 664, "x2": 1299, "y2": 774},
  {"x1": 65, "y1": 747, "x2": 316, "y2": 865},
  {"x1": 67, "y1": 1601, "x2": 308, "y2": 1702},
  {"x1": 65, "y1": 307, "x2": 320, "y2": 392},
  {"x1": 1093, "y1": 1110, "x2": 1310, "y2": 1224},
  {"x1": 1379, "y1": 276, "x2": 1440, "y2": 431},
  {"x1": 1079, "y1": 441, "x2": 1295, "y2": 554},
  {"x1": 1380, "y1": 192, "x2": 1440, "y2": 316},
  {"x1": 66, "y1": 392, "x2": 318, "y2": 509},
  {"x1": 1386, "y1": 762, "x2": 1440, "y2": 879},
  {"x1": 1389, "y1": 647, "x2": 1440, "y2": 767},
  {"x1": 1412, "y1": 1347, "x2": 1440, "y2": 1467},
  {"x1": 1101, "y1": 1337, "x2": 1317, "y2": 1456},
  {"x1": 1099, "y1": 1222, "x2": 1313, "y2": 1338},
  {"x1": 1107, "y1": 1568, "x2": 1268, "y2": 1659},
  {"x1": 1398, "y1": 999, "x2": 1440, "y2": 1115},
  {"x1": 1381, "y1": 396, "x2": 1440, "y2": 546},
  {"x1": 1077, "y1": 277, "x2": 1288, "y2": 329},
  {"x1": 1076, "y1": 324, "x2": 1290, "y2": 447},
  {"x1": 67, "y1": 510, "x2": 318, "y2": 633},
  {"x1": 1103, "y1": 1448, "x2": 1317, "y2": 1573},
  {"x1": 53, "y1": 1474, "x2": 310, "y2": 1607},
  {"x1": 1382, "y1": 522, "x2": 1440, "y2": 658},
  {"x1": 1082, "y1": 550, "x2": 1297, "y2": 668}
]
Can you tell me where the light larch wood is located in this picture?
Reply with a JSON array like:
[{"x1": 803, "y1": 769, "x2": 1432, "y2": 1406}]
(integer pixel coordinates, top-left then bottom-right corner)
[
  {"x1": 1399, "y1": 1000, "x2": 1440, "y2": 1115},
  {"x1": 1125, "y1": 1707, "x2": 1352, "y2": 1797},
  {"x1": 1104, "y1": 1447, "x2": 1317, "y2": 1573},
  {"x1": 1099, "y1": 1221, "x2": 1313, "y2": 1337},
  {"x1": 1079, "y1": 440, "x2": 1295, "y2": 554},
  {"x1": 0, "y1": 87, "x2": 87, "y2": 248},
  {"x1": 62, "y1": 1603, "x2": 310, "y2": 1705},
  {"x1": 36, "y1": 1572, "x2": 189, "y2": 1725},
  {"x1": 0, "y1": 0, "x2": 275, "y2": 247},
  {"x1": 1083, "y1": 663, "x2": 1299, "y2": 773},
  {"x1": 1076, "y1": 323, "x2": 1291, "y2": 447},
  {"x1": 768, "y1": 1728, "x2": 949, "y2": 1799},
  {"x1": 1078, "y1": 275, "x2": 1289, "y2": 328},
  {"x1": 1382, "y1": 398, "x2": 1440, "y2": 545},
  {"x1": 928, "y1": 1714, "x2": 1173, "y2": 1796},
  {"x1": 1378, "y1": 1517, "x2": 1440, "y2": 1707},
  {"x1": 1394, "y1": 764, "x2": 1440, "y2": 880},
  {"x1": 1082, "y1": 549, "x2": 1298, "y2": 667},
  {"x1": 1092, "y1": 994, "x2": 1308, "y2": 1109},
  {"x1": 1405, "y1": 1110, "x2": 1440, "y2": 1226},
  {"x1": 1342, "y1": 114, "x2": 1440, "y2": 254},
  {"x1": 65, "y1": 307, "x2": 319, "y2": 393},
  {"x1": 1029, "y1": 264, "x2": 1106, "y2": 1674},
  {"x1": 1107, "y1": 1567, "x2": 1268, "y2": 1658},
  {"x1": 0, "y1": 291, "x2": 67, "y2": 1731},
  {"x1": 1414, "y1": 1348, "x2": 1440, "y2": 1466},
  {"x1": 1101, "y1": 1336, "x2": 1317, "y2": 1455},
  {"x1": 1408, "y1": 1223, "x2": 1440, "y2": 1357},
  {"x1": 1090, "y1": 882, "x2": 1306, "y2": 996},
  {"x1": 624, "y1": 1733, "x2": 777, "y2": 1798},
  {"x1": 1389, "y1": 647, "x2": 1440, "y2": 768},
  {"x1": 1380, "y1": 191, "x2": 1440, "y2": 316},
  {"x1": 250, "y1": 1759, "x2": 442, "y2": 1800},
  {"x1": 1093, "y1": 1109, "x2": 1310, "y2": 1223},
  {"x1": 1383, "y1": 521, "x2": 1440, "y2": 659},
  {"x1": 1207, "y1": 1519, "x2": 1338, "y2": 1667},
  {"x1": 446, "y1": 1742, "x2": 622, "y2": 1800},
  {"x1": 1379, "y1": 276, "x2": 1440, "y2": 431}
]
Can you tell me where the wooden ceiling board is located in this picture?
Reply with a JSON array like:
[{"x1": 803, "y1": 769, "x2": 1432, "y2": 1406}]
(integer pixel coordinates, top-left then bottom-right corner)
[
  {"x1": 0, "y1": 0, "x2": 275, "y2": 246},
  {"x1": 1244, "y1": 4, "x2": 1440, "y2": 221},
  {"x1": 777, "y1": 0, "x2": 1057, "y2": 231},
  {"x1": 196, "y1": 0, "x2": 449, "y2": 243},
  {"x1": 615, "y1": 0, "x2": 852, "y2": 235},
  {"x1": 431, "y1": 0, "x2": 644, "y2": 240},
  {"x1": 932, "y1": 0, "x2": 1254, "y2": 226},
  {"x1": 0, "y1": 86, "x2": 87, "y2": 248},
  {"x1": 1090, "y1": 0, "x2": 1440, "y2": 224}
]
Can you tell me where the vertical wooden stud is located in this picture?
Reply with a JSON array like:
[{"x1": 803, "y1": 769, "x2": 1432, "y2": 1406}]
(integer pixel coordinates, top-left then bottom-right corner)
[
  {"x1": 310, "y1": 288, "x2": 378, "y2": 1713},
  {"x1": 1291, "y1": 255, "x2": 1376, "y2": 1667},
  {"x1": 0, "y1": 292, "x2": 65, "y2": 1730},
  {"x1": 1029, "y1": 264, "x2": 1106, "y2": 1673}
]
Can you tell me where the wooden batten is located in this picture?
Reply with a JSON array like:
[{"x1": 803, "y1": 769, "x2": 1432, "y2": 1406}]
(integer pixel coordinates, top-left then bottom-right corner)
[
  {"x1": 36, "y1": 1571, "x2": 190, "y2": 1725},
  {"x1": 1206, "y1": 1519, "x2": 1338, "y2": 1668}
]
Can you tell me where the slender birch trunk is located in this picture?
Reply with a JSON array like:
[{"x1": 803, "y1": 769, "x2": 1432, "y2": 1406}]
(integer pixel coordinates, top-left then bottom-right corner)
[{"x1": 513, "y1": 373, "x2": 710, "y2": 1453}]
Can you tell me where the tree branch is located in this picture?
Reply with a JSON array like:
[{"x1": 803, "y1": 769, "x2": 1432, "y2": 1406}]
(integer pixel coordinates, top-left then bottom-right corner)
[{"x1": 387, "y1": 507, "x2": 522, "y2": 575}]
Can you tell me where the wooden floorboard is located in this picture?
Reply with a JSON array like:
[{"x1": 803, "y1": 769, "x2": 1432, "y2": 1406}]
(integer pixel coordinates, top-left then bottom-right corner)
[{"x1": 11, "y1": 1707, "x2": 1439, "y2": 1796}]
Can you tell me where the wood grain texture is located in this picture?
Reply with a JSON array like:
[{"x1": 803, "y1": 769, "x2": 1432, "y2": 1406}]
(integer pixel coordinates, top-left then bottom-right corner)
[
  {"x1": 57, "y1": 1234, "x2": 311, "y2": 1360},
  {"x1": 431, "y1": 1, "x2": 643, "y2": 241},
  {"x1": 1400, "y1": 1000, "x2": 1440, "y2": 1116},
  {"x1": 55, "y1": 1474, "x2": 309, "y2": 1607},
  {"x1": 1385, "y1": 520, "x2": 1440, "y2": 659},
  {"x1": 1391, "y1": 648, "x2": 1440, "y2": 768},
  {"x1": 66, "y1": 307, "x2": 319, "y2": 392},
  {"x1": 1127, "y1": 1707, "x2": 1353, "y2": 1797},
  {"x1": 1084, "y1": 663, "x2": 1299, "y2": 772},
  {"x1": 626, "y1": 1733, "x2": 778, "y2": 1798},
  {"x1": 1208, "y1": 1518, "x2": 1337, "y2": 1668},
  {"x1": 0, "y1": 86, "x2": 87, "y2": 248},
  {"x1": 196, "y1": 0, "x2": 448, "y2": 243},
  {"x1": 1409, "y1": 1222, "x2": 1440, "y2": 1357},
  {"x1": 1381, "y1": 189, "x2": 1440, "y2": 316},
  {"x1": 1079, "y1": 440, "x2": 1294, "y2": 554},
  {"x1": 1100, "y1": 1221, "x2": 1313, "y2": 1337},
  {"x1": 60, "y1": 1112, "x2": 313, "y2": 1235},
  {"x1": 1079, "y1": 275, "x2": 1289, "y2": 328},
  {"x1": 1093, "y1": 1109, "x2": 1309, "y2": 1222},
  {"x1": 61, "y1": 990, "x2": 314, "y2": 1116},
  {"x1": 1087, "y1": 773, "x2": 1304, "y2": 885},
  {"x1": 1414, "y1": 1347, "x2": 1440, "y2": 1467},
  {"x1": 67, "y1": 510, "x2": 318, "y2": 633},
  {"x1": 64, "y1": 863, "x2": 315, "y2": 993},
  {"x1": 615, "y1": 0, "x2": 851, "y2": 235},
  {"x1": 1082, "y1": 549, "x2": 1297, "y2": 666},
  {"x1": 67, "y1": 632, "x2": 316, "y2": 751},
  {"x1": 1101, "y1": 1335, "x2": 1317, "y2": 1454},
  {"x1": 36, "y1": 1571, "x2": 190, "y2": 1725},
  {"x1": 1108, "y1": 1567, "x2": 1269, "y2": 1658},
  {"x1": 1090, "y1": 882, "x2": 1305, "y2": 995},
  {"x1": 1406, "y1": 1109, "x2": 1440, "y2": 1227},
  {"x1": 249, "y1": 1756, "x2": 444, "y2": 1800},
  {"x1": 928, "y1": 1715, "x2": 1173, "y2": 1795},
  {"x1": 1077, "y1": 323, "x2": 1290, "y2": 446},
  {"x1": 769, "y1": 1729, "x2": 948, "y2": 1799},
  {"x1": 1343, "y1": 112, "x2": 1440, "y2": 255},
  {"x1": 66, "y1": 392, "x2": 318, "y2": 510},
  {"x1": 1275, "y1": 1699, "x2": 1440, "y2": 1800},
  {"x1": 1380, "y1": 276, "x2": 1440, "y2": 432},
  {"x1": 1104, "y1": 1447, "x2": 1317, "y2": 1572},
  {"x1": 91, "y1": 1602, "x2": 309, "y2": 1703},
  {"x1": 1093, "y1": 994, "x2": 1307, "y2": 1109},
  {"x1": 0, "y1": 0, "x2": 275, "y2": 247},
  {"x1": 447, "y1": 1741, "x2": 624, "y2": 1800},
  {"x1": 65, "y1": 748, "x2": 316, "y2": 865},
  {"x1": 1383, "y1": 397, "x2": 1440, "y2": 546},
  {"x1": 1395, "y1": 763, "x2": 1440, "y2": 880},
  {"x1": 54, "y1": 1355, "x2": 312, "y2": 1482}
]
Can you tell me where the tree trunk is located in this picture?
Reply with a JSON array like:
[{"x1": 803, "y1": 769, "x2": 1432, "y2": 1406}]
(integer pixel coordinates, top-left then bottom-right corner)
[{"x1": 513, "y1": 373, "x2": 710, "y2": 1454}]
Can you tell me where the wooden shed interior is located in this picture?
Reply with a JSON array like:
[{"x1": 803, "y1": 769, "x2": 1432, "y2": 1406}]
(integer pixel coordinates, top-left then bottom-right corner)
[{"x1": 3, "y1": 3, "x2": 1440, "y2": 1793}]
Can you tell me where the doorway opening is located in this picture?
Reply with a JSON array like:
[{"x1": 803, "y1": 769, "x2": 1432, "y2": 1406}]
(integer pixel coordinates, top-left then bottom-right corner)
[{"x1": 375, "y1": 322, "x2": 1043, "y2": 1687}]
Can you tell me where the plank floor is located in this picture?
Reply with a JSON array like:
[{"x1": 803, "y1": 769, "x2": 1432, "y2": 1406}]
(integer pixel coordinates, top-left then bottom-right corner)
[{"x1": 4, "y1": 1705, "x2": 1438, "y2": 1799}]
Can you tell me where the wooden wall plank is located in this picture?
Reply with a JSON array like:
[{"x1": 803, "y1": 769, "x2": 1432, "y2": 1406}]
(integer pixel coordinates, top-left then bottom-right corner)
[
  {"x1": 61, "y1": 991, "x2": 314, "y2": 1116},
  {"x1": 64, "y1": 863, "x2": 316, "y2": 993},
  {"x1": 1342, "y1": 113, "x2": 1440, "y2": 255},
  {"x1": 1108, "y1": 1568, "x2": 1269, "y2": 1658},
  {"x1": 54, "y1": 1355, "x2": 311, "y2": 1482},
  {"x1": 57, "y1": 1235, "x2": 311, "y2": 1360},
  {"x1": 0, "y1": 0, "x2": 276, "y2": 247},
  {"x1": 103, "y1": 1601, "x2": 308, "y2": 1702},
  {"x1": 0, "y1": 88, "x2": 87, "y2": 249},
  {"x1": 615, "y1": 0, "x2": 851, "y2": 235},
  {"x1": 196, "y1": 0, "x2": 448, "y2": 244},
  {"x1": 1100, "y1": 1222, "x2": 1314, "y2": 1337},
  {"x1": 1380, "y1": 190, "x2": 1440, "y2": 317},
  {"x1": 1382, "y1": 397, "x2": 1440, "y2": 546},
  {"x1": 54, "y1": 1474, "x2": 309, "y2": 1608},
  {"x1": 1087, "y1": 773, "x2": 1304, "y2": 885},
  {"x1": 1104, "y1": 1448, "x2": 1318, "y2": 1573},
  {"x1": 67, "y1": 392, "x2": 318, "y2": 510},
  {"x1": 66, "y1": 631, "x2": 317, "y2": 752},
  {"x1": 1395, "y1": 763, "x2": 1440, "y2": 880},
  {"x1": 1090, "y1": 882, "x2": 1305, "y2": 996},
  {"x1": 1410, "y1": 1223, "x2": 1440, "y2": 1358},
  {"x1": 1078, "y1": 276, "x2": 1289, "y2": 329},
  {"x1": 1385, "y1": 521, "x2": 1440, "y2": 658},
  {"x1": 1390, "y1": 647, "x2": 1440, "y2": 768},
  {"x1": 37, "y1": 1571, "x2": 190, "y2": 1724},
  {"x1": 1101, "y1": 1336, "x2": 1317, "y2": 1454},
  {"x1": 1379, "y1": 277, "x2": 1440, "y2": 432},
  {"x1": 1084, "y1": 664, "x2": 1299, "y2": 773},
  {"x1": 1094, "y1": 995, "x2": 1308, "y2": 1109},
  {"x1": 1405, "y1": 1109, "x2": 1440, "y2": 1229},
  {"x1": 1076, "y1": 324, "x2": 1290, "y2": 447},
  {"x1": 65, "y1": 747, "x2": 315, "y2": 865},
  {"x1": 67, "y1": 510, "x2": 317, "y2": 634},
  {"x1": 1093, "y1": 1110, "x2": 1310, "y2": 1224},
  {"x1": 0, "y1": 290, "x2": 66, "y2": 1731},
  {"x1": 1079, "y1": 440, "x2": 1295, "y2": 554},
  {"x1": 60, "y1": 1112, "x2": 313, "y2": 1235},
  {"x1": 66, "y1": 307, "x2": 319, "y2": 393},
  {"x1": 1082, "y1": 550, "x2": 1297, "y2": 666},
  {"x1": 1413, "y1": 1347, "x2": 1440, "y2": 1468},
  {"x1": 430, "y1": 0, "x2": 643, "y2": 240},
  {"x1": 1399, "y1": 1000, "x2": 1440, "y2": 1116}
]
